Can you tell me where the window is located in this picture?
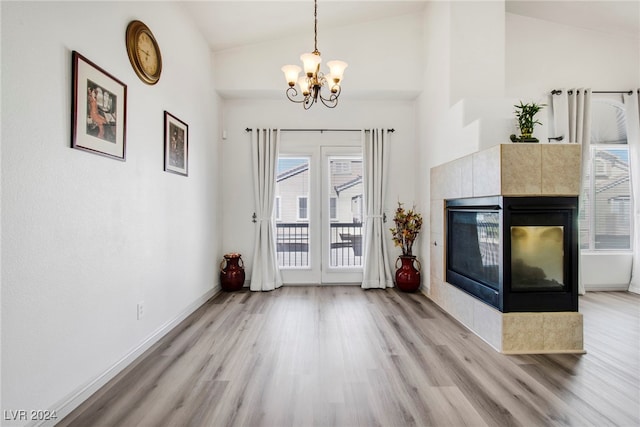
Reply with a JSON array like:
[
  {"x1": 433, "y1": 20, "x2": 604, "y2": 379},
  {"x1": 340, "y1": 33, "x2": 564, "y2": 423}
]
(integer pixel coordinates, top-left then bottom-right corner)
[
  {"x1": 329, "y1": 197, "x2": 338, "y2": 220},
  {"x1": 580, "y1": 97, "x2": 631, "y2": 251},
  {"x1": 297, "y1": 196, "x2": 308, "y2": 221}
]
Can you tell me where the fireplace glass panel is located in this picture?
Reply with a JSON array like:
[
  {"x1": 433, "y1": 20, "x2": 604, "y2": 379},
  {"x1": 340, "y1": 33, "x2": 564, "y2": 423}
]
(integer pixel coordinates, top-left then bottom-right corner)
[
  {"x1": 446, "y1": 196, "x2": 578, "y2": 312},
  {"x1": 448, "y1": 211, "x2": 500, "y2": 290},
  {"x1": 510, "y1": 226, "x2": 565, "y2": 291}
]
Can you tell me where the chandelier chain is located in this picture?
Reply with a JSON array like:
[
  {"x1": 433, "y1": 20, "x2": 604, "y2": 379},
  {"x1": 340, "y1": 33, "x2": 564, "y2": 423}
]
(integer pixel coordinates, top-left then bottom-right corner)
[{"x1": 313, "y1": 0, "x2": 318, "y2": 53}]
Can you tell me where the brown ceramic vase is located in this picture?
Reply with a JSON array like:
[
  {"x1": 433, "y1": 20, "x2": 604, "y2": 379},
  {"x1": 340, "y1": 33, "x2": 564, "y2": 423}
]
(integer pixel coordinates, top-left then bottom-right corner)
[{"x1": 220, "y1": 253, "x2": 245, "y2": 291}]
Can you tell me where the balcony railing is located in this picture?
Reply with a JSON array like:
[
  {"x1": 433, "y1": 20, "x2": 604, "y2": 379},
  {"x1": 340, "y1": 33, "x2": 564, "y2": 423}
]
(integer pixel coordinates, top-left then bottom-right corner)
[
  {"x1": 276, "y1": 222, "x2": 363, "y2": 268},
  {"x1": 330, "y1": 223, "x2": 363, "y2": 267},
  {"x1": 276, "y1": 223, "x2": 309, "y2": 267}
]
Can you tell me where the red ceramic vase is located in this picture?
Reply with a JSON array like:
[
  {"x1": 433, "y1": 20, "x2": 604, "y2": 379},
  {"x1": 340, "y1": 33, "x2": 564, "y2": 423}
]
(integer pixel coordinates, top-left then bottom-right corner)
[
  {"x1": 220, "y1": 253, "x2": 245, "y2": 291},
  {"x1": 395, "y1": 255, "x2": 421, "y2": 292}
]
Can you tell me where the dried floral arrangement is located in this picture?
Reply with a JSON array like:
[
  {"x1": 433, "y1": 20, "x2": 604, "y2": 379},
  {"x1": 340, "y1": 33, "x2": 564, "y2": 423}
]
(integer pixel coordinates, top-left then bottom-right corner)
[{"x1": 390, "y1": 202, "x2": 423, "y2": 256}]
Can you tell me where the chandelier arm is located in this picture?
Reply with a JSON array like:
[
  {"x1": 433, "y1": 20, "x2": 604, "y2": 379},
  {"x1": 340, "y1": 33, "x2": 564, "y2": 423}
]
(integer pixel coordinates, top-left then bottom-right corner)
[
  {"x1": 304, "y1": 97, "x2": 316, "y2": 110},
  {"x1": 318, "y1": 84, "x2": 341, "y2": 107},
  {"x1": 318, "y1": 91, "x2": 338, "y2": 102},
  {"x1": 319, "y1": 95, "x2": 339, "y2": 108},
  {"x1": 285, "y1": 87, "x2": 310, "y2": 104}
]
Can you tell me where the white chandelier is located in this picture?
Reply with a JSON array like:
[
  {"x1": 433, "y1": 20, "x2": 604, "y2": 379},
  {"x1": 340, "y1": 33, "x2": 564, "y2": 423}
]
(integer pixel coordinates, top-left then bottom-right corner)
[{"x1": 281, "y1": 0, "x2": 348, "y2": 109}]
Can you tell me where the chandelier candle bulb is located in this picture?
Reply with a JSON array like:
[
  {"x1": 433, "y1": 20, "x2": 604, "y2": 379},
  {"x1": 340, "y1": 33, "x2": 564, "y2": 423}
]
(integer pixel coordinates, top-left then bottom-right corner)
[
  {"x1": 281, "y1": 65, "x2": 301, "y2": 87},
  {"x1": 326, "y1": 76, "x2": 338, "y2": 93},
  {"x1": 301, "y1": 52, "x2": 322, "y2": 76},
  {"x1": 327, "y1": 60, "x2": 347, "y2": 82},
  {"x1": 298, "y1": 77, "x2": 311, "y2": 96}
]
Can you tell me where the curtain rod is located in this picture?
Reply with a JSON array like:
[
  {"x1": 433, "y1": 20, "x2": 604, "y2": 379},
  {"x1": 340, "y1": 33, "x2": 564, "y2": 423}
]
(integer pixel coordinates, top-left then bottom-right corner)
[
  {"x1": 551, "y1": 89, "x2": 636, "y2": 95},
  {"x1": 245, "y1": 128, "x2": 395, "y2": 133}
]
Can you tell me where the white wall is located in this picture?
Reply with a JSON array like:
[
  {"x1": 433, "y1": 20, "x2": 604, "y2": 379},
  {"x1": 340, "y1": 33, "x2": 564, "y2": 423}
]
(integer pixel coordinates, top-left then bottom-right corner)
[
  {"x1": 506, "y1": 12, "x2": 640, "y2": 99},
  {"x1": 450, "y1": 0, "x2": 505, "y2": 105},
  {"x1": 506, "y1": 11, "x2": 640, "y2": 143},
  {"x1": 416, "y1": 0, "x2": 451, "y2": 292},
  {"x1": 416, "y1": 1, "x2": 507, "y2": 170},
  {"x1": 581, "y1": 252, "x2": 634, "y2": 291},
  {"x1": 1, "y1": 2, "x2": 220, "y2": 424}
]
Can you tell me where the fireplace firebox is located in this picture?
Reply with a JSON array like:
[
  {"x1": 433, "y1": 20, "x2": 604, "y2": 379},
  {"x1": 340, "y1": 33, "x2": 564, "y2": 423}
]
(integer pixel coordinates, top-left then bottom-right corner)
[{"x1": 446, "y1": 196, "x2": 578, "y2": 313}]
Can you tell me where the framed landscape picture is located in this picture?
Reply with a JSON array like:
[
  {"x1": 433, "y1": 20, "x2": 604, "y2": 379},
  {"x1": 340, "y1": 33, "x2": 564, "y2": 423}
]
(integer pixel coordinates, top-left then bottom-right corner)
[
  {"x1": 164, "y1": 111, "x2": 189, "y2": 176},
  {"x1": 71, "y1": 51, "x2": 127, "y2": 160}
]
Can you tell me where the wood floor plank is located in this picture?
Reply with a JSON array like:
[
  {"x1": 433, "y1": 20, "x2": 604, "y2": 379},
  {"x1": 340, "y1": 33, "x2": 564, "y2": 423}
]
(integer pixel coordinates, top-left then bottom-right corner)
[{"x1": 59, "y1": 288, "x2": 640, "y2": 427}]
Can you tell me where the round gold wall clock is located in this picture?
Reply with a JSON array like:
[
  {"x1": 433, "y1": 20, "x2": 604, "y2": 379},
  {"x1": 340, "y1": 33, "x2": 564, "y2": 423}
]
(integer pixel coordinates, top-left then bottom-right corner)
[{"x1": 126, "y1": 20, "x2": 162, "y2": 85}]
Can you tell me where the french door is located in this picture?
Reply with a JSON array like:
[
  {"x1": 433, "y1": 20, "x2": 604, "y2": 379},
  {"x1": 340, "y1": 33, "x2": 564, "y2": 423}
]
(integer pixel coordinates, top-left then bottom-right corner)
[{"x1": 276, "y1": 132, "x2": 363, "y2": 284}]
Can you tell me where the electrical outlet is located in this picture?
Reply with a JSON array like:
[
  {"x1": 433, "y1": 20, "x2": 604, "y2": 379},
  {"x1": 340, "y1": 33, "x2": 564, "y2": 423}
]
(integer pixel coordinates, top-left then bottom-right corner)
[{"x1": 137, "y1": 302, "x2": 145, "y2": 320}]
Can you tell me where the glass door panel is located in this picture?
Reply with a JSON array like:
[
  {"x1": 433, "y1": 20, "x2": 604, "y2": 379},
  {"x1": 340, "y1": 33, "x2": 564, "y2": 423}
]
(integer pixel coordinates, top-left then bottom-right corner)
[
  {"x1": 275, "y1": 155, "x2": 320, "y2": 284},
  {"x1": 275, "y1": 157, "x2": 310, "y2": 268},
  {"x1": 327, "y1": 156, "x2": 363, "y2": 268},
  {"x1": 321, "y1": 148, "x2": 364, "y2": 283}
]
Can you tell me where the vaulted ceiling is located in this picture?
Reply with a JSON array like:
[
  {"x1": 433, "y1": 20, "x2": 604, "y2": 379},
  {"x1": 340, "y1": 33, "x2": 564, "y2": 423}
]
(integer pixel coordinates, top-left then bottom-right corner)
[{"x1": 181, "y1": 1, "x2": 639, "y2": 53}]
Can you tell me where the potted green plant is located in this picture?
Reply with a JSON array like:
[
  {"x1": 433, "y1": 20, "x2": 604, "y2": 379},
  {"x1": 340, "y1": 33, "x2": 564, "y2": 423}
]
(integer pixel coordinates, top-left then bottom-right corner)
[
  {"x1": 510, "y1": 101, "x2": 546, "y2": 142},
  {"x1": 390, "y1": 202, "x2": 423, "y2": 292}
]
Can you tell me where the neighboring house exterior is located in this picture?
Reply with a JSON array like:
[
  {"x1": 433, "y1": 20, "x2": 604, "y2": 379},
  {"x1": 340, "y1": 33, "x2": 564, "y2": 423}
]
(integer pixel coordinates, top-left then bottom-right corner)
[
  {"x1": 275, "y1": 161, "x2": 311, "y2": 222},
  {"x1": 275, "y1": 159, "x2": 363, "y2": 224},
  {"x1": 581, "y1": 149, "x2": 631, "y2": 249},
  {"x1": 275, "y1": 158, "x2": 364, "y2": 266}
]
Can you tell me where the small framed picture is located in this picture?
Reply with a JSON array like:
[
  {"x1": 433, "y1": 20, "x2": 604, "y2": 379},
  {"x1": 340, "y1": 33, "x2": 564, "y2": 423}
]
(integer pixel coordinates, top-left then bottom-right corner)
[
  {"x1": 71, "y1": 51, "x2": 127, "y2": 160},
  {"x1": 164, "y1": 111, "x2": 189, "y2": 176}
]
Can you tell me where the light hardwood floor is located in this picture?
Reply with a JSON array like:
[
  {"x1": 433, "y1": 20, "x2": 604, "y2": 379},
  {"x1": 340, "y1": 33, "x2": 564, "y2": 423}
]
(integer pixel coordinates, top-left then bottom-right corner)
[{"x1": 60, "y1": 288, "x2": 640, "y2": 427}]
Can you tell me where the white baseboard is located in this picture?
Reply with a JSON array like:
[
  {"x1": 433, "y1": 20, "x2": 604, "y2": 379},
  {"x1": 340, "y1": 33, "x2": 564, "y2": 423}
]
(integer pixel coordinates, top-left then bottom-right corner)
[
  {"x1": 32, "y1": 286, "x2": 220, "y2": 427},
  {"x1": 584, "y1": 285, "x2": 630, "y2": 292}
]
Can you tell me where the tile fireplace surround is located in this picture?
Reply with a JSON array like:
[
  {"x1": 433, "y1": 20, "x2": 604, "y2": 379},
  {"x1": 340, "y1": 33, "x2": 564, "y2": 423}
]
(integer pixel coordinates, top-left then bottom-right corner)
[{"x1": 430, "y1": 143, "x2": 584, "y2": 354}]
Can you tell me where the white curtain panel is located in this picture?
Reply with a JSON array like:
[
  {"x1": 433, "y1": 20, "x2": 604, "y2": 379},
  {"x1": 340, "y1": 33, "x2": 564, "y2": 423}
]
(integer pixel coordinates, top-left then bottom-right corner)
[
  {"x1": 551, "y1": 88, "x2": 592, "y2": 144},
  {"x1": 555, "y1": 89, "x2": 592, "y2": 294},
  {"x1": 624, "y1": 91, "x2": 640, "y2": 294},
  {"x1": 575, "y1": 88, "x2": 592, "y2": 295},
  {"x1": 250, "y1": 128, "x2": 283, "y2": 292},
  {"x1": 361, "y1": 129, "x2": 393, "y2": 289}
]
